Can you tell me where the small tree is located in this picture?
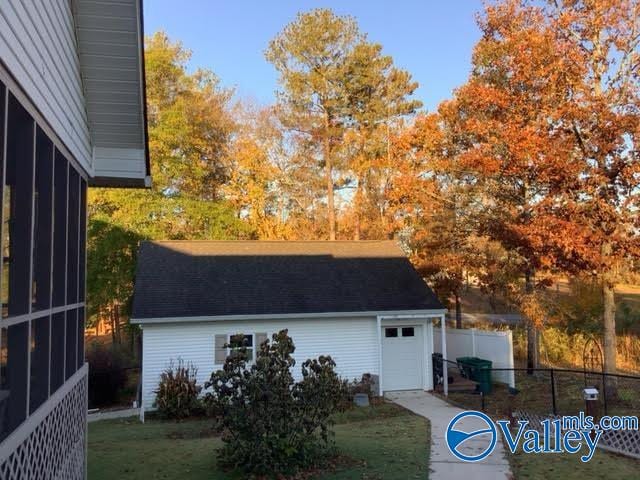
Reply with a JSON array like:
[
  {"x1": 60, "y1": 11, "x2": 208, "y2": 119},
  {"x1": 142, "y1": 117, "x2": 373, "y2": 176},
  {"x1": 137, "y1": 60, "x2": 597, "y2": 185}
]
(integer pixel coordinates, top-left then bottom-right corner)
[{"x1": 204, "y1": 330, "x2": 347, "y2": 477}]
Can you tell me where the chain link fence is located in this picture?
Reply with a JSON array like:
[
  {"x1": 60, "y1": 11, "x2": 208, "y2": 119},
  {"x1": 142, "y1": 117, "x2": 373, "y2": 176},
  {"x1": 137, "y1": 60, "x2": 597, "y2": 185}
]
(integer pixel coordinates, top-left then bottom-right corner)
[{"x1": 433, "y1": 356, "x2": 640, "y2": 418}]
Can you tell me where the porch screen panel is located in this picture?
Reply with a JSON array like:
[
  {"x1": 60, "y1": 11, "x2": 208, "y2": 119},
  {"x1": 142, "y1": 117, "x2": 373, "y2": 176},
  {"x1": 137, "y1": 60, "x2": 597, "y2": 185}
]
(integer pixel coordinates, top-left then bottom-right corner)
[
  {"x1": 4, "y1": 94, "x2": 34, "y2": 318},
  {"x1": 29, "y1": 314, "x2": 50, "y2": 413},
  {"x1": 65, "y1": 308, "x2": 77, "y2": 380},
  {"x1": 0, "y1": 75, "x2": 89, "y2": 448},
  {"x1": 78, "y1": 180, "x2": 86, "y2": 303},
  {"x1": 52, "y1": 152, "x2": 68, "y2": 308},
  {"x1": 66, "y1": 168, "x2": 79, "y2": 305},
  {"x1": 49, "y1": 312, "x2": 66, "y2": 393},
  {"x1": 32, "y1": 127, "x2": 54, "y2": 312},
  {"x1": 1, "y1": 322, "x2": 28, "y2": 440},
  {"x1": 77, "y1": 307, "x2": 84, "y2": 370}
]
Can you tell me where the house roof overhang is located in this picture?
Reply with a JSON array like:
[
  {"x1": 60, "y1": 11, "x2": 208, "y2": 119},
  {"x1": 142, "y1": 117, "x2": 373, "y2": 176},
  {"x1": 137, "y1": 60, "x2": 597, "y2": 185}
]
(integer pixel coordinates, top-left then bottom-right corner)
[
  {"x1": 130, "y1": 309, "x2": 449, "y2": 325},
  {"x1": 73, "y1": 0, "x2": 150, "y2": 188}
]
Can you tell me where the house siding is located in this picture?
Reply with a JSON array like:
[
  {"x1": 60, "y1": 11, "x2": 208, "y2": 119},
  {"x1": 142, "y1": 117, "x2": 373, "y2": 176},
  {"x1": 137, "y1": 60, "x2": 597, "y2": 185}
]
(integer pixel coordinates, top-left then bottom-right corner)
[
  {"x1": 141, "y1": 317, "x2": 380, "y2": 410},
  {"x1": 0, "y1": 0, "x2": 92, "y2": 173}
]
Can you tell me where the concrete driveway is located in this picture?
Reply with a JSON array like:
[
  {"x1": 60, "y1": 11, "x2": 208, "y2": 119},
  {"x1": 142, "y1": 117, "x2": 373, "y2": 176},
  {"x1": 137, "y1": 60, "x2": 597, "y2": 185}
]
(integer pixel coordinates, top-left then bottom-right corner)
[{"x1": 386, "y1": 390, "x2": 512, "y2": 480}]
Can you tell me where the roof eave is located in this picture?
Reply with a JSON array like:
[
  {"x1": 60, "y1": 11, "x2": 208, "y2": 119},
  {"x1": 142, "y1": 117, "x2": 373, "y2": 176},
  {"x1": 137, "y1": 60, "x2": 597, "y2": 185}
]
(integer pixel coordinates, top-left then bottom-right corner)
[
  {"x1": 130, "y1": 309, "x2": 449, "y2": 325},
  {"x1": 75, "y1": 0, "x2": 150, "y2": 188}
]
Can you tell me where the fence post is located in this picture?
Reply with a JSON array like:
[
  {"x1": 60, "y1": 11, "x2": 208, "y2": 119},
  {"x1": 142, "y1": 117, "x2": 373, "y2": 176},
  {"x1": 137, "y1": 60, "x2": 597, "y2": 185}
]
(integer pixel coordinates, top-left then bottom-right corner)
[
  {"x1": 550, "y1": 369, "x2": 557, "y2": 416},
  {"x1": 602, "y1": 372, "x2": 608, "y2": 416},
  {"x1": 471, "y1": 328, "x2": 477, "y2": 357}
]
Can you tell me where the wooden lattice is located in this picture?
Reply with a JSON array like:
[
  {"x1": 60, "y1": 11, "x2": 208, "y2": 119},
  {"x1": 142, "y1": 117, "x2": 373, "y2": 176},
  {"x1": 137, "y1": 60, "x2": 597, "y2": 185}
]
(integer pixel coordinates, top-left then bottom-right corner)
[
  {"x1": 599, "y1": 429, "x2": 640, "y2": 459},
  {"x1": 514, "y1": 410, "x2": 640, "y2": 460},
  {"x1": 0, "y1": 368, "x2": 87, "y2": 480}
]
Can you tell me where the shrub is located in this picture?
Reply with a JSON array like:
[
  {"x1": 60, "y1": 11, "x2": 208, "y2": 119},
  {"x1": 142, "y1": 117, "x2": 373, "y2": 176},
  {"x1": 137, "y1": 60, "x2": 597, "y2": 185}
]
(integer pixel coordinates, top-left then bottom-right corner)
[
  {"x1": 86, "y1": 340, "x2": 131, "y2": 407},
  {"x1": 204, "y1": 329, "x2": 348, "y2": 477},
  {"x1": 154, "y1": 359, "x2": 202, "y2": 419},
  {"x1": 296, "y1": 355, "x2": 347, "y2": 446}
]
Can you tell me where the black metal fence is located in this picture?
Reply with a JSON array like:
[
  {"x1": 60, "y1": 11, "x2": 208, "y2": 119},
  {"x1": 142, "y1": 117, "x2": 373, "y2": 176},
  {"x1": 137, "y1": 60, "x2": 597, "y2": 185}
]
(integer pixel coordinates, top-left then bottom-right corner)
[{"x1": 433, "y1": 356, "x2": 640, "y2": 418}]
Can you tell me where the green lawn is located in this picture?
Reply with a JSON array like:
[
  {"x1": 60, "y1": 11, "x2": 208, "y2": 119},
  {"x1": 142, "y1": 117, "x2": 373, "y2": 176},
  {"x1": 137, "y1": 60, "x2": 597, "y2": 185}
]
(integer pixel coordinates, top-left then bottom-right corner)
[
  {"x1": 88, "y1": 402, "x2": 430, "y2": 480},
  {"x1": 508, "y1": 445, "x2": 640, "y2": 479}
]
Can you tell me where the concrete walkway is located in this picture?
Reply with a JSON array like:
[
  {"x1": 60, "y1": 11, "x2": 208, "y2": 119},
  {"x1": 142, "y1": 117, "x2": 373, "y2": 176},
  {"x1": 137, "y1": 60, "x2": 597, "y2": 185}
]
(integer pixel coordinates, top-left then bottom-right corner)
[{"x1": 386, "y1": 391, "x2": 512, "y2": 480}]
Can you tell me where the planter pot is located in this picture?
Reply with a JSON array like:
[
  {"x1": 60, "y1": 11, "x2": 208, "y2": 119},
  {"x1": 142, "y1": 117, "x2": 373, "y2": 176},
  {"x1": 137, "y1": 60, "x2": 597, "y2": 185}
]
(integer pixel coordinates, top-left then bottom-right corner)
[{"x1": 353, "y1": 393, "x2": 370, "y2": 407}]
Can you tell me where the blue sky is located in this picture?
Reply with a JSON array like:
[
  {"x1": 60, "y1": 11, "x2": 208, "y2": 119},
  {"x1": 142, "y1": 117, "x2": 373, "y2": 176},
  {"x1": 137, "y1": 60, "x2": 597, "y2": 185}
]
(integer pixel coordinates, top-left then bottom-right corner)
[{"x1": 144, "y1": 1, "x2": 483, "y2": 112}]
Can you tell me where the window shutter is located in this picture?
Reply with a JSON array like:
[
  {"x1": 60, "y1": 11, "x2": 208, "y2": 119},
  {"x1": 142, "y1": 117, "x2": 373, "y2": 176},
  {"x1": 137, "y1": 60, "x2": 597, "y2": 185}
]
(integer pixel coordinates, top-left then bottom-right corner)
[
  {"x1": 214, "y1": 335, "x2": 227, "y2": 364},
  {"x1": 255, "y1": 332, "x2": 268, "y2": 348}
]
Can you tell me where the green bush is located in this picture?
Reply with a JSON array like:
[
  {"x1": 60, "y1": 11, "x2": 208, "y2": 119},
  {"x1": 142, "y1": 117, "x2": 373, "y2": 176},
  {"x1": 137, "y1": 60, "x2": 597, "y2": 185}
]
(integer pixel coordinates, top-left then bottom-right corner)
[
  {"x1": 154, "y1": 359, "x2": 202, "y2": 419},
  {"x1": 204, "y1": 329, "x2": 347, "y2": 477}
]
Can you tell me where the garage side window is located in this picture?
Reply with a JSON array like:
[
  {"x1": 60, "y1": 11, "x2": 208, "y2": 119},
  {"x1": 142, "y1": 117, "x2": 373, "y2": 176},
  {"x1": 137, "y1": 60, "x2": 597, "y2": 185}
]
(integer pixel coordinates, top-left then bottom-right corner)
[
  {"x1": 214, "y1": 332, "x2": 268, "y2": 364},
  {"x1": 384, "y1": 328, "x2": 398, "y2": 338},
  {"x1": 402, "y1": 327, "x2": 415, "y2": 337},
  {"x1": 229, "y1": 334, "x2": 253, "y2": 361}
]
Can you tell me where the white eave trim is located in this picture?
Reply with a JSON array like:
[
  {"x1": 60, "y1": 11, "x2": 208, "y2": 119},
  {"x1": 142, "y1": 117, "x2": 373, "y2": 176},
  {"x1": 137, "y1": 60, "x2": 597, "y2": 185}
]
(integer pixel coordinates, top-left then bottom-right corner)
[{"x1": 130, "y1": 309, "x2": 448, "y2": 325}]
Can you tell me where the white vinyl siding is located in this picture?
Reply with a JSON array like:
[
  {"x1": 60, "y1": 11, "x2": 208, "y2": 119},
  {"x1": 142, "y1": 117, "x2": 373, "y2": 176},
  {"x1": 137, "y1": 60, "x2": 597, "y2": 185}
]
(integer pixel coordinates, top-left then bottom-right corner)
[
  {"x1": 141, "y1": 317, "x2": 380, "y2": 410},
  {"x1": 0, "y1": 0, "x2": 92, "y2": 173}
]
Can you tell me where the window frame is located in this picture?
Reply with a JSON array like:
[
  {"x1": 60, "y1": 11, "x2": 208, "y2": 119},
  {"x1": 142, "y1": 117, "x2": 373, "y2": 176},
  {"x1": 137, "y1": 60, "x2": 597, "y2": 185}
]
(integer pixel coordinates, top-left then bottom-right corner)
[
  {"x1": 227, "y1": 333, "x2": 255, "y2": 363},
  {"x1": 401, "y1": 327, "x2": 415, "y2": 337},
  {"x1": 384, "y1": 327, "x2": 398, "y2": 338}
]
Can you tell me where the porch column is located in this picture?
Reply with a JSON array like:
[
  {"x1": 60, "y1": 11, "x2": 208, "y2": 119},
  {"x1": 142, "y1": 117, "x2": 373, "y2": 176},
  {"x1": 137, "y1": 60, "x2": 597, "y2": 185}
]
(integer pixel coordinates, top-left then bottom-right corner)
[{"x1": 441, "y1": 314, "x2": 448, "y2": 396}]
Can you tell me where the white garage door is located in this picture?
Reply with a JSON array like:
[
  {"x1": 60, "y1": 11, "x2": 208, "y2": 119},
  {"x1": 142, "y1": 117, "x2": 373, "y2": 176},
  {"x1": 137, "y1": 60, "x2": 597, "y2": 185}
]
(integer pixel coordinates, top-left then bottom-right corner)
[{"x1": 382, "y1": 325, "x2": 423, "y2": 391}]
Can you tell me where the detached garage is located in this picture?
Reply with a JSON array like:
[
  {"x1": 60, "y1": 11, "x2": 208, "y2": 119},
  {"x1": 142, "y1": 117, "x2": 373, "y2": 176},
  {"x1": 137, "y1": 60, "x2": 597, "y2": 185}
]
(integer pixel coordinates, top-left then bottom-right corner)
[{"x1": 130, "y1": 240, "x2": 446, "y2": 415}]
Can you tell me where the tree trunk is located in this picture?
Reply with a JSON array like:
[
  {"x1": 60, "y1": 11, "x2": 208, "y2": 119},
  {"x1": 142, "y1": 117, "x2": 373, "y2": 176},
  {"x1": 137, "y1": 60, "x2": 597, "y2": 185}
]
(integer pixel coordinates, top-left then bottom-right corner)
[
  {"x1": 114, "y1": 303, "x2": 122, "y2": 345},
  {"x1": 323, "y1": 114, "x2": 336, "y2": 241},
  {"x1": 603, "y1": 280, "x2": 617, "y2": 374},
  {"x1": 526, "y1": 322, "x2": 538, "y2": 374},
  {"x1": 110, "y1": 308, "x2": 117, "y2": 344},
  {"x1": 603, "y1": 279, "x2": 618, "y2": 397},
  {"x1": 455, "y1": 293, "x2": 462, "y2": 329},
  {"x1": 525, "y1": 270, "x2": 538, "y2": 374},
  {"x1": 326, "y1": 155, "x2": 335, "y2": 240}
]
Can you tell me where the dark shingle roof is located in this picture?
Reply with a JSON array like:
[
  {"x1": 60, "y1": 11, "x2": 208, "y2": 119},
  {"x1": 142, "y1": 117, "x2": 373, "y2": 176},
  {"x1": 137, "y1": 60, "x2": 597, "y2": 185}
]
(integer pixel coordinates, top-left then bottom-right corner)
[{"x1": 131, "y1": 240, "x2": 444, "y2": 319}]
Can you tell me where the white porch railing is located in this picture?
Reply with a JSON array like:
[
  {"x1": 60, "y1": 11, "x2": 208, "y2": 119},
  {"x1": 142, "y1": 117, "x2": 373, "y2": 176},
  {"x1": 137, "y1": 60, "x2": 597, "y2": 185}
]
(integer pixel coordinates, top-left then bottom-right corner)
[{"x1": 0, "y1": 364, "x2": 88, "y2": 480}]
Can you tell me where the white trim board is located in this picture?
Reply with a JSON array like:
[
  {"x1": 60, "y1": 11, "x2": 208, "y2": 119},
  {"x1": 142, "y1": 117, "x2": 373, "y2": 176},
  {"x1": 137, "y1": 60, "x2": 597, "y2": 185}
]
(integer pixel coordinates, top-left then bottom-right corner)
[{"x1": 131, "y1": 309, "x2": 448, "y2": 325}]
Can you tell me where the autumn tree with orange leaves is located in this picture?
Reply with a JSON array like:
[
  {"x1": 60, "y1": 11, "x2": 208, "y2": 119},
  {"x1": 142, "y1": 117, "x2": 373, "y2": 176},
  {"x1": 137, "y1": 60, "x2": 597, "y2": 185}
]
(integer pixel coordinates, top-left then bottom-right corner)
[
  {"x1": 426, "y1": 0, "x2": 639, "y2": 376},
  {"x1": 532, "y1": 0, "x2": 639, "y2": 383},
  {"x1": 388, "y1": 113, "x2": 482, "y2": 328}
]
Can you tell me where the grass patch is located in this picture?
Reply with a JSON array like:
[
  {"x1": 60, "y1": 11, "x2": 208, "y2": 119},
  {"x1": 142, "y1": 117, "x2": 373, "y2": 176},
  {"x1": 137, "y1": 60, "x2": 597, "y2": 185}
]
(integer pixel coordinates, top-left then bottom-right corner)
[
  {"x1": 88, "y1": 402, "x2": 430, "y2": 479},
  {"x1": 508, "y1": 445, "x2": 640, "y2": 480}
]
